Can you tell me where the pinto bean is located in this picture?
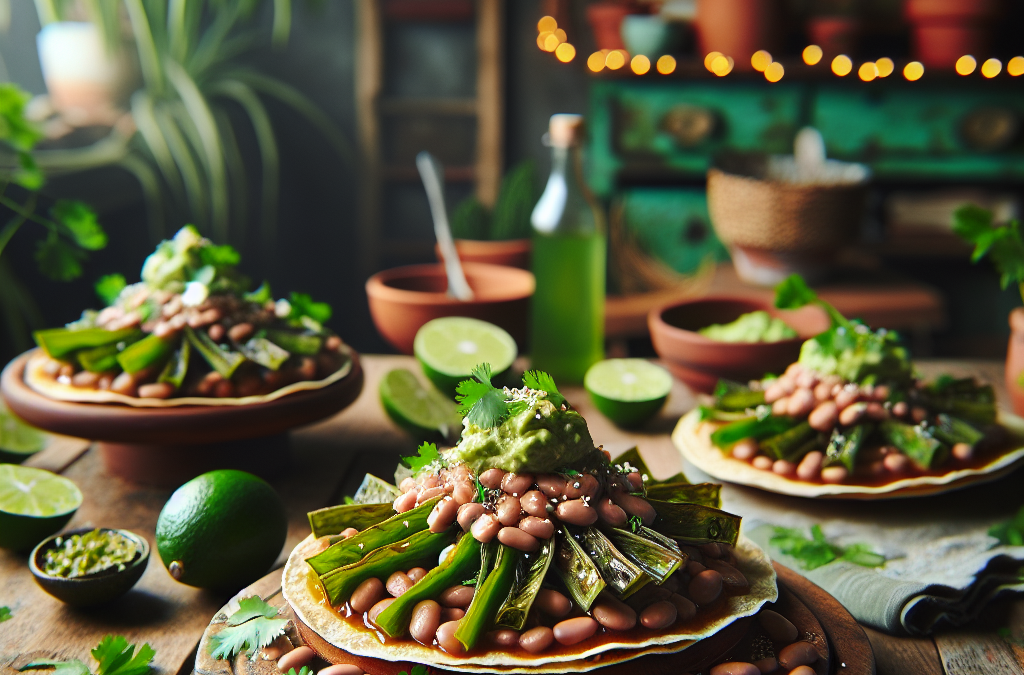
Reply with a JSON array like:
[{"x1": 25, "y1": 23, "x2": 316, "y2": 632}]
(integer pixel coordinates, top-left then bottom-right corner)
[
  {"x1": 751, "y1": 657, "x2": 778, "y2": 674},
  {"x1": 409, "y1": 600, "x2": 441, "y2": 644},
  {"x1": 813, "y1": 381, "x2": 834, "y2": 402},
  {"x1": 625, "y1": 471, "x2": 644, "y2": 492},
  {"x1": 536, "y1": 589, "x2": 571, "y2": 618},
  {"x1": 865, "y1": 401, "x2": 889, "y2": 421},
  {"x1": 318, "y1": 665, "x2": 362, "y2": 675},
  {"x1": 778, "y1": 641, "x2": 820, "y2": 669},
  {"x1": 350, "y1": 578, "x2": 384, "y2": 613},
  {"x1": 731, "y1": 438, "x2": 759, "y2": 461},
  {"x1": 640, "y1": 600, "x2": 677, "y2": 629},
  {"x1": 393, "y1": 489, "x2": 419, "y2": 514},
  {"x1": 820, "y1": 466, "x2": 849, "y2": 483},
  {"x1": 471, "y1": 512, "x2": 501, "y2": 542},
  {"x1": 789, "y1": 667, "x2": 816, "y2": 675},
  {"x1": 536, "y1": 474, "x2": 565, "y2": 498},
  {"x1": 325, "y1": 335, "x2": 343, "y2": 351},
  {"x1": 429, "y1": 497, "x2": 460, "y2": 533},
  {"x1": 71, "y1": 370, "x2": 101, "y2": 388},
  {"x1": 562, "y1": 477, "x2": 585, "y2": 499},
  {"x1": 498, "y1": 525, "x2": 539, "y2": 552},
  {"x1": 276, "y1": 646, "x2": 313, "y2": 673},
  {"x1": 436, "y1": 620, "x2": 465, "y2": 654},
  {"x1": 610, "y1": 492, "x2": 656, "y2": 525},
  {"x1": 208, "y1": 324, "x2": 226, "y2": 342},
  {"x1": 593, "y1": 597, "x2": 637, "y2": 631},
  {"x1": 883, "y1": 452, "x2": 911, "y2": 473},
  {"x1": 892, "y1": 401, "x2": 909, "y2": 418},
  {"x1": 578, "y1": 474, "x2": 600, "y2": 498},
  {"x1": 501, "y1": 472, "x2": 534, "y2": 497},
  {"x1": 213, "y1": 379, "x2": 236, "y2": 398},
  {"x1": 553, "y1": 617, "x2": 598, "y2": 646},
  {"x1": 686, "y1": 560, "x2": 706, "y2": 576},
  {"x1": 808, "y1": 401, "x2": 839, "y2": 431},
  {"x1": 367, "y1": 598, "x2": 395, "y2": 626},
  {"x1": 490, "y1": 629, "x2": 520, "y2": 647},
  {"x1": 669, "y1": 594, "x2": 697, "y2": 622},
  {"x1": 772, "y1": 460, "x2": 797, "y2": 476},
  {"x1": 518, "y1": 516, "x2": 555, "y2": 539},
  {"x1": 453, "y1": 480, "x2": 477, "y2": 505},
  {"x1": 752, "y1": 456, "x2": 774, "y2": 470},
  {"x1": 399, "y1": 477, "x2": 417, "y2": 493},
  {"x1": 407, "y1": 567, "x2": 427, "y2": 583},
  {"x1": 440, "y1": 585, "x2": 475, "y2": 608},
  {"x1": 834, "y1": 385, "x2": 859, "y2": 409},
  {"x1": 758, "y1": 609, "x2": 798, "y2": 643},
  {"x1": 555, "y1": 498, "x2": 598, "y2": 526},
  {"x1": 138, "y1": 381, "x2": 177, "y2": 399},
  {"x1": 520, "y1": 491, "x2": 550, "y2": 518},
  {"x1": 708, "y1": 662, "x2": 758, "y2": 675},
  {"x1": 772, "y1": 397, "x2": 790, "y2": 416},
  {"x1": 340, "y1": 527, "x2": 359, "y2": 539},
  {"x1": 386, "y1": 571, "x2": 413, "y2": 597},
  {"x1": 441, "y1": 607, "x2": 465, "y2": 622},
  {"x1": 689, "y1": 569, "x2": 723, "y2": 605},
  {"x1": 911, "y1": 406, "x2": 928, "y2": 423},
  {"x1": 796, "y1": 451, "x2": 824, "y2": 481},
  {"x1": 700, "y1": 543, "x2": 721, "y2": 558},
  {"x1": 111, "y1": 371, "x2": 138, "y2": 396},
  {"x1": 795, "y1": 370, "x2": 819, "y2": 390},
  {"x1": 479, "y1": 468, "x2": 505, "y2": 489},
  {"x1": 417, "y1": 486, "x2": 447, "y2": 505},
  {"x1": 593, "y1": 497, "x2": 627, "y2": 527},
  {"x1": 228, "y1": 322, "x2": 254, "y2": 342},
  {"x1": 704, "y1": 559, "x2": 749, "y2": 593},
  {"x1": 496, "y1": 495, "x2": 522, "y2": 526},
  {"x1": 519, "y1": 626, "x2": 554, "y2": 654},
  {"x1": 953, "y1": 443, "x2": 974, "y2": 461},
  {"x1": 787, "y1": 388, "x2": 816, "y2": 418},
  {"x1": 839, "y1": 402, "x2": 868, "y2": 426},
  {"x1": 457, "y1": 503, "x2": 487, "y2": 531}
]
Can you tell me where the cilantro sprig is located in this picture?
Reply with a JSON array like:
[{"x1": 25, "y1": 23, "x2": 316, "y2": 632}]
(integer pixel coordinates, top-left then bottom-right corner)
[
  {"x1": 455, "y1": 366, "x2": 568, "y2": 430},
  {"x1": 954, "y1": 204, "x2": 1024, "y2": 304},
  {"x1": 19, "y1": 635, "x2": 155, "y2": 675},
  {"x1": 0, "y1": 606, "x2": 11, "y2": 622},
  {"x1": 523, "y1": 370, "x2": 566, "y2": 409},
  {"x1": 989, "y1": 505, "x2": 1024, "y2": 546},
  {"x1": 403, "y1": 442, "x2": 443, "y2": 474},
  {"x1": 769, "y1": 525, "x2": 885, "y2": 571},
  {"x1": 208, "y1": 596, "x2": 288, "y2": 660}
]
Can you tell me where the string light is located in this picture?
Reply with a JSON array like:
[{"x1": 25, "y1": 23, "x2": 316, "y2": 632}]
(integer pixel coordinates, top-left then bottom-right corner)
[
  {"x1": 875, "y1": 57, "x2": 894, "y2": 78},
  {"x1": 554, "y1": 28, "x2": 567, "y2": 43},
  {"x1": 858, "y1": 62, "x2": 878, "y2": 82},
  {"x1": 536, "y1": 32, "x2": 551, "y2": 51},
  {"x1": 981, "y1": 58, "x2": 1002, "y2": 78},
  {"x1": 831, "y1": 55, "x2": 852, "y2": 76},
  {"x1": 1010, "y1": 56, "x2": 1024, "y2": 76},
  {"x1": 711, "y1": 55, "x2": 734, "y2": 76},
  {"x1": 542, "y1": 33, "x2": 559, "y2": 52},
  {"x1": 955, "y1": 55, "x2": 976, "y2": 75},
  {"x1": 803, "y1": 45, "x2": 823, "y2": 66},
  {"x1": 537, "y1": 16, "x2": 557, "y2": 33},
  {"x1": 751, "y1": 50, "x2": 772, "y2": 72},
  {"x1": 656, "y1": 55, "x2": 676, "y2": 75},
  {"x1": 631, "y1": 54, "x2": 650, "y2": 75},
  {"x1": 764, "y1": 62, "x2": 784, "y2": 82},
  {"x1": 587, "y1": 52, "x2": 605, "y2": 72},
  {"x1": 555, "y1": 43, "x2": 576, "y2": 63},
  {"x1": 903, "y1": 61, "x2": 924, "y2": 81},
  {"x1": 605, "y1": 50, "x2": 626, "y2": 70},
  {"x1": 704, "y1": 51, "x2": 723, "y2": 72}
]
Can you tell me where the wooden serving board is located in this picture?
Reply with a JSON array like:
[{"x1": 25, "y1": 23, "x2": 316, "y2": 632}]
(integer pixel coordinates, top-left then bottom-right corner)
[{"x1": 194, "y1": 563, "x2": 874, "y2": 675}]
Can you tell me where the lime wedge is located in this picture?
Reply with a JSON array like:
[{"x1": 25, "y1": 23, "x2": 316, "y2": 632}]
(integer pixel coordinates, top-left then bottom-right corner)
[
  {"x1": 414, "y1": 317, "x2": 518, "y2": 397},
  {"x1": 380, "y1": 368, "x2": 463, "y2": 442},
  {"x1": 0, "y1": 406, "x2": 47, "y2": 464},
  {"x1": 0, "y1": 464, "x2": 82, "y2": 551},
  {"x1": 584, "y1": 359, "x2": 673, "y2": 428}
]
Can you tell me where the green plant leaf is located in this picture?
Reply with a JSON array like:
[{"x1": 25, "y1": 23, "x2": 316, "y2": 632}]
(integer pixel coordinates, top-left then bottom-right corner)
[
  {"x1": 271, "y1": 0, "x2": 292, "y2": 47},
  {"x1": 52, "y1": 200, "x2": 106, "y2": 250},
  {"x1": 35, "y1": 233, "x2": 85, "y2": 281},
  {"x1": 989, "y1": 505, "x2": 1024, "y2": 547},
  {"x1": 289, "y1": 292, "x2": 331, "y2": 323},
  {"x1": 774, "y1": 273, "x2": 818, "y2": 310},
  {"x1": 456, "y1": 363, "x2": 511, "y2": 428},
  {"x1": 91, "y1": 635, "x2": 156, "y2": 675},
  {"x1": 95, "y1": 274, "x2": 127, "y2": 305},
  {"x1": 208, "y1": 616, "x2": 287, "y2": 660},
  {"x1": 227, "y1": 596, "x2": 281, "y2": 625},
  {"x1": 769, "y1": 524, "x2": 884, "y2": 571},
  {"x1": 449, "y1": 196, "x2": 490, "y2": 240},
  {"x1": 522, "y1": 370, "x2": 566, "y2": 409},
  {"x1": 403, "y1": 442, "x2": 442, "y2": 474},
  {"x1": 0, "y1": 83, "x2": 43, "y2": 151},
  {"x1": 245, "y1": 281, "x2": 272, "y2": 304},
  {"x1": 199, "y1": 244, "x2": 240, "y2": 267},
  {"x1": 953, "y1": 204, "x2": 1024, "y2": 291},
  {"x1": 0, "y1": 606, "x2": 10, "y2": 622}
]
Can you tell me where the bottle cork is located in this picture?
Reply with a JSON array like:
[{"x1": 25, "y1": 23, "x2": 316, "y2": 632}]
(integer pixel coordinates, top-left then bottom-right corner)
[{"x1": 548, "y1": 114, "x2": 584, "y2": 147}]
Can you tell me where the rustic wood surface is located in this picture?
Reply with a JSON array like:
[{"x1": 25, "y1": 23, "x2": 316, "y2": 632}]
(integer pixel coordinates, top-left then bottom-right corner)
[{"x1": 1, "y1": 356, "x2": 1021, "y2": 675}]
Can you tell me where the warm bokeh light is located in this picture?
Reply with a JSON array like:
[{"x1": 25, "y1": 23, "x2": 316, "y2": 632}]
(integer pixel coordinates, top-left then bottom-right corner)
[
  {"x1": 711, "y1": 55, "x2": 734, "y2": 76},
  {"x1": 858, "y1": 62, "x2": 878, "y2": 81},
  {"x1": 587, "y1": 51, "x2": 606, "y2": 72},
  {"x1": 751, "y1": 50, "x2": 772, "y2": 72},
  {"x1": 605, "y1": 50, "x2": 627, "y2": 70},
  {"x1": 656, "y1": 54, "x2": 676, "y2": 75},
  {"x1": 704, "y1": 51, "x2": 723, "y2": 72},
  {"x1": 875, "y1": 57, "x2": 894, "y2": 78},
  {"x1": 541, "y1": 33, "x2": 559, "y2": 52},
  {"x1": 631, "y1": 54, "x2": 651, "y2": 75},
  {"x1": 1009, "y1": 56, "x2": 1024, "y2": 76},
  {"x1": 536, "y1": 33, "x2": 550, "y2": 50},
  {"x1": 537, "y1": 16, "x2": 557, "y2": 33},
  {"x1": 831, "y1": 54, "x2": 852, "y2": 76},
  {"x1": 903, "y1": 61, "x2": 924, "y2": 81},
  {"x1": 554, "y1": 28, "x2": 567, "y2": 43},
  {"x1": 555, "y1": 43, "x2": 576, "y2": 63},
  {"x1": 803, "y1": 45, "x2": 823, "y2": 66},
  {"x1": 981, "y1": 58, "x2": 1002, "y2": 78},
  {"x1": 956, "y1": 55, "x2": 976, "y2": 75},
  {"x1": 764, "y1": 62, "x2": 784, "y2": 82}
]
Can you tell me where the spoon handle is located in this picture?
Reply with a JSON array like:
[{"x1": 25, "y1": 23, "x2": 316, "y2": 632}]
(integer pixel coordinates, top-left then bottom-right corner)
[{"x1": 416, "y1": 152, "x2": 474, "y2": 302}]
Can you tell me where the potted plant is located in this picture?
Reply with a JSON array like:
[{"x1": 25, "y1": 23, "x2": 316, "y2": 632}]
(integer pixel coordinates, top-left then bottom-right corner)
[
  {"x1": 904, "y1": 0, "x2": 1001, "y2": 69},
  {"x1": 441, "y1": 160, "x2": 538, "y2": 270},
  {"x1": 953, "y1": 204, "x2": 1024, "y2": 414},
  {"x1": 695, "y1": 0, "x2": 782, "y2": 71}
]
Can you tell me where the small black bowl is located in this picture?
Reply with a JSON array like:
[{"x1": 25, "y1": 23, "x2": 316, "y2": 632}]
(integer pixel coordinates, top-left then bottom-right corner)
[{"x1": 30, "y1": 527, "x2": 150, "y2": 606}]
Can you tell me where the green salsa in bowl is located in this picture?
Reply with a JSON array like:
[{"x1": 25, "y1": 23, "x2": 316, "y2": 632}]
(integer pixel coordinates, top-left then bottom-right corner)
[{"x1": 30, "y1": 527, "x2": 150, "y2": 606}]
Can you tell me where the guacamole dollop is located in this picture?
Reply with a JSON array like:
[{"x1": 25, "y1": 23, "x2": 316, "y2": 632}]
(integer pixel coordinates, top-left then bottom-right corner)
[
  {"x1": 798, "y1": 322, "x2": 913, "y2": 386},
  {"x1": 699, "y1": 310, "x2": 797, "y2": 343},
  {"x1": 448, "y1": 396, "x2": 604, "y2": 474}
]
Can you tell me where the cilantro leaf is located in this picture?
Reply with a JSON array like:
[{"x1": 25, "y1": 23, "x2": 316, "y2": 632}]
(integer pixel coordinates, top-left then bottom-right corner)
[
  {"x1": 285, "y1": 668, "x2": 312, "y2": 675},
  {"x1": 289, "y1": 292, "x2": 332, "y2": 323},
  {"x1": 95, "y1": 274, "x2": 127, "y2": 306},
  {"x1": 403, "y1": 442, "x2": 442, "y2": 474},
  {"x1": 91, "y1": 635, "x2": 155, "y2": 675},
  {"x1": 245, "y1": 281, "x2": 273, "y2": 304},
  {"x1": 769, "y1": 524, "x2": 884, "y2": 571},
  {"x1": 52, "y1": 200, "x2": 106, "y2": 250},
  {"x1": 456, "y1": 363, "x2": 510, "y2": 428},
  {"x1": 208, "y1": 617, "x2": 287, "y2": 660},
  {"x1": 227, "y1": 596, "x2": 281, "y2": 625},
  {"x1": 774, "y1": 274, "x2": 848, "y2": 328},
  {"x1": 954, "y1": 204, "x2": 1024, "y2": 293},
  {"x1": 36, "y1": 233, "x2": 85, "y2": 281},
  {"x1": 523, "y1": 370, "x2": 567, "y2": 409},
  {"x1": 19, "y1": 660, "x2": 91, "y2": 675},
  {"x1": 198, "y1": 244, "x2": 241, "y2": 267},
  {"x1": 989, "y1": 505, "x2": 1024, "y2": 546},
  {"x1": 0, "y1": 606, "x2": 10, "y2": 622}
]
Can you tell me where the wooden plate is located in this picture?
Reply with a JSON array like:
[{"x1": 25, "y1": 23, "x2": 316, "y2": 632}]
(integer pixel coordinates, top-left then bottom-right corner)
[{"x1": 195, "y1": 563, "x2": 874, "y2": 675}]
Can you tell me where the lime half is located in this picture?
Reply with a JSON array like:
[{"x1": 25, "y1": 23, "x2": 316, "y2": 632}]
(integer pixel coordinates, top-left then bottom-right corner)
[
  {"x1": 584, "y1": 359, "x2": 673, "y2": 428},
  {"x1": 0, "y1": 406, "x2": 48, "y2": 464},
  {"x1": 380, "y1": 368, "x2": 463, "y2": 442},
  {"x1": 414, "y1": 317, "x2": 518, "y2": 397},
  {"x1": 0, "y1": 464, "x2": 82, "y2": 551}
]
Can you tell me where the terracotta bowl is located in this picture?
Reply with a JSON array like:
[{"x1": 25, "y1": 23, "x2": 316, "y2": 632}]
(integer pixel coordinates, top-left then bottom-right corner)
[
  {"x1": 1, "y1": 350, "x2": 364, "y2": 488},
  {"x1": 366, "y1": 263, "x2": 535, "y2": 355},
  {"x1": 434, "y1": 239, "x2": 532, "y2": 270},
  {"x1": 648, "y1": 297, "x2": 830, "y2": 393}
]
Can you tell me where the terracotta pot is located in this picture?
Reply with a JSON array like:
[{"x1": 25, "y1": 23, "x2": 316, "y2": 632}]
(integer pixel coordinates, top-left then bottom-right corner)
[
  {"x1": 434, "y1": 238, "x2": 531, "y2": 270},
  {"x1": 696, "y1": 0, "x2": 782, "y2": 71},
  {"x1": 904, "y1": 0, "x2": 1000, "y2": 68},
  {"x1": 365, "y1": 262, "x2": 535, "y2": 355},
  {"x1": 1005, "y1": 308, "x2": 1024, "y2": 416},
  {"x1": 648, "y1": 297, "x2": 830, "y2": 393},
  {"x1": 587, "y1": 2, "x2": 633, "y2": 51},
  {"x1": 807, "y1": 16, "x2": 861, "y2": 58}
]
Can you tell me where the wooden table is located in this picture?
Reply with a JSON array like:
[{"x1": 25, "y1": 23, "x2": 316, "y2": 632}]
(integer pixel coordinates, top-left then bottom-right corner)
[{"x1": 1, "y1": 356, "x2": 1020, "y2": 675}]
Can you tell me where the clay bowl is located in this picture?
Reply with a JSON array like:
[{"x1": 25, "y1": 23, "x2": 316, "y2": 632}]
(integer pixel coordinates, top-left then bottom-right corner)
[
  {"x1": 30, "y1": 527, "x2": 149, "y2": 606},
  {"x1": 366, "y1": 262, "x2": 535, "y2": 355},
  {"x1": 434, "y1": 238, "x2": 531, "y2": 270},
  {"x1": 0, "y1": 350, "x2": 364, "y2": 488},
  {"x1": 648, "y1": 296, "x2": 830, "y2": 393}
]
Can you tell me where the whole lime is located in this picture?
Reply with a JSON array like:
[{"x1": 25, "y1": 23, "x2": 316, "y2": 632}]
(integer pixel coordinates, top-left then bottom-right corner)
[{"x1": 155, "y1": 470, "x2": 287, "y2": 591}]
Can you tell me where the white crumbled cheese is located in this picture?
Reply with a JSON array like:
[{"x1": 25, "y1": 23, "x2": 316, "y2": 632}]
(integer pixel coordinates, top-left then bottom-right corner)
[
  {"x1": 181, "y1": 281, "x2": 208, "y2": 307},
  {"x1": 403, "y1": 521, "x2": 409, "y2": 527},
  {"x1": 275, "y1": 298, "x2": 292, "y2": 318}
]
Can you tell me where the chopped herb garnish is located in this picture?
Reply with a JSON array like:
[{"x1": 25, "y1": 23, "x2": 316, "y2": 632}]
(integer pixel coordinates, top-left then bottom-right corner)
[
  {"x1": 523, "y1": 370, "x2": 567, "y2": 409},
  {"x1": 94, "y1": 274, "x2": 126, "y2": 306},
  {"x1": 989, "y1": 506, "x2": 1024, "y2": 546},
  {"x1": 769, "y1": 525, "x2": 885, "y2": 571},
  {"x1": 0, "y1": 606, "x2": 10, "y2": 622},
  {"x1": 20, "y1": 635, "x2": 155, "y2": 675},
  {"x1": 208, "y1": 596, "x2": 288, "y2": 660},
  {"x1": 403, "y1": 442, "x2": 443, "y2": 474},
  {"x1": 456, "y1": 363, "x2": 511, "y2": 429},
  {"x1": 289, "y1": 291, "x2": 332, "y2": 324}
]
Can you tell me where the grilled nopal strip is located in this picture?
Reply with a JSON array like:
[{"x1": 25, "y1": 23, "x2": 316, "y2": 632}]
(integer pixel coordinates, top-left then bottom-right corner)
[
  {"x1": 603, "y1": 526, "x2": 684, "y2": 584},
  {"x1": 573, "y1": 526, "x2": 651, "y2": 600},
  {"x1": 553, "y1": 526, "x2": 605, "y2": 611},
  {"x1": 319, "y1": 528, "x2": 455, "y2": 606},
  {"x1": 456, "y1": 543, "x2": 521, "y2": 651},
  {"x1": 644, "y1": 482, "x2": 721, "y2": 508},
  {"x1": 307, "y1": 503, "x2": 396, "y2": 538},
  {"x1": 647, "y1": 499, "x2": 741, "y2": 546},
  {"x1": 34, "y1": 326, "x2": 141, "y2": 359},
  {"x1": 495, "y1": 537, "x2": 555, "y2": 630},
  {"x1": 307, "y1": 497, "x2": 441, "y2": 575}
]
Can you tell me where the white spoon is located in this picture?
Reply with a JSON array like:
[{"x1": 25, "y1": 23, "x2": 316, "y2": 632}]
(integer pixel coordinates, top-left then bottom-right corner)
[{"x1": 416, "y1": 151, "x2": 474, "y2": 302}]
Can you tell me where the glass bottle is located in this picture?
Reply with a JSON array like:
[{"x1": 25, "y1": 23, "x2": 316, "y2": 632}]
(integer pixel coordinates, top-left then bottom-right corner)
[{"x1": 530, "y1": 114, "x2": 607, "y2": 383}]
